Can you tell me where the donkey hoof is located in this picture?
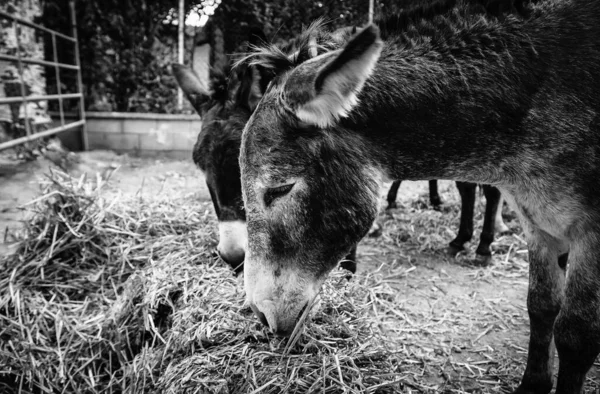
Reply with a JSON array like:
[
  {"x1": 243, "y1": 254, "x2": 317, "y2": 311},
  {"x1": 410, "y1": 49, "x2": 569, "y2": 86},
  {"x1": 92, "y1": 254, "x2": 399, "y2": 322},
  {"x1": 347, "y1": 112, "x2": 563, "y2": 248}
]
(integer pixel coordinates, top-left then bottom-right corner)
[
  {"x1": 430, "y1": 197, "x2": 442, "y2": 209},
  {"x1": 386, "y1": 201, "x2": 397, "y2": 210},
  {"x1": 511, "y1": 381, "x2": 553, "y2": 394},
  {"x1": 447, "y1": 244, "x2": 465, "y2": 257},
  {"x1": 472, "y1": 254, "x2": 492, "y2": 267}
]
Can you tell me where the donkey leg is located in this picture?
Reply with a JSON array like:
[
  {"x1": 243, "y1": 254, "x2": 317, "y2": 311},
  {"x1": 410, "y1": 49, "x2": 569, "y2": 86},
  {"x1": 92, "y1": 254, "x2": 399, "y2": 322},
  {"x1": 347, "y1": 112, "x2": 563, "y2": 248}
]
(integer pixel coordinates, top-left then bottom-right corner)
[
  {"x1": 553, "y1": 239, "x2": 600, "y2": 394},
  {"x1": 386, "y1": 180, "x2": 402, "y2": 209},
  {"x1": 494, "y1": 194, "x2": 510, "y2": 234},
  {"x1": 340, "y1": 245, "x2": 357, "y2": 274},
  {"x1": 473, "y1": 185, "x2": 501, "y2": 266},
  {"x1": 428, "y1": 180, "x2": 442, "y2": 210},
  {"x1": 514, "y1": 233, "x2": 567, "y2": 394},
  {"x1": 448, "y1": 181, "x2": 476, "y2": 256}
]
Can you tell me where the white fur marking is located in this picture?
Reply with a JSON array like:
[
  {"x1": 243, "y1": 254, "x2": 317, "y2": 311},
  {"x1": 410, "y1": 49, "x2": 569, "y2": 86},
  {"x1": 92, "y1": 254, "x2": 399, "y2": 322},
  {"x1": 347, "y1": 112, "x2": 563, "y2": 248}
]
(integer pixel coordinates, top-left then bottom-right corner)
[{"x1": 217, "y1": 220, "x2": 248, "y2": 262}]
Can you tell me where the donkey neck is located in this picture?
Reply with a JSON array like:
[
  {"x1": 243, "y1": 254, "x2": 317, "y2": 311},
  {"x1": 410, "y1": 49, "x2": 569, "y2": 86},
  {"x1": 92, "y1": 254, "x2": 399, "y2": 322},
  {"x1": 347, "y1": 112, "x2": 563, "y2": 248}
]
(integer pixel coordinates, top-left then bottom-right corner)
[{"x1": 346, "y1": 10, "x2": 553, "y2": 185}]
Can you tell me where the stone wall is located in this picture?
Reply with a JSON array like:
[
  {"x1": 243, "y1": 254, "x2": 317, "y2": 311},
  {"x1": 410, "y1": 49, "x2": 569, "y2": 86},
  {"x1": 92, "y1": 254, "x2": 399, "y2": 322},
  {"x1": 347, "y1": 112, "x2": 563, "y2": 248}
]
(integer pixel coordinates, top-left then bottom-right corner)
[{"x1": 82, "y1": 112, "x2": 201, "y2": 159}]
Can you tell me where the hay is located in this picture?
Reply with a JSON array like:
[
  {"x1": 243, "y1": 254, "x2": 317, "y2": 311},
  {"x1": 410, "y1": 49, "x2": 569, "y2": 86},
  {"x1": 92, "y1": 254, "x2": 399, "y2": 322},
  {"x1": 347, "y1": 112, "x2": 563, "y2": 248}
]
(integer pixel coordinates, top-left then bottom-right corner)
[
  {"x1": 122, "y1": 263, "x2": 407, "y2": 394},
  {"x1": 0, "y1": 170, "x2": 405, "y2": 394},
  {"x1": 0, "y1": 170, "x2": 216, "y2": 393},
  {"x1": 2, "y1": 172, "x2": 598, "y2": 394}
]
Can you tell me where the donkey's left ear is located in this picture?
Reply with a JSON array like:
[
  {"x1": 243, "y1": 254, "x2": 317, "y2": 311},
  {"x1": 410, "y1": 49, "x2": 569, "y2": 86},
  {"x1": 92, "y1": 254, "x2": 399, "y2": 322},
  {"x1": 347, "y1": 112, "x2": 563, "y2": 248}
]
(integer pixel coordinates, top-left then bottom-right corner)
[
  {"x1": 295, "y1": 24, "x2": 383, "y2": 128},
  {"x1": 237, "y1": 65, "x2": 263, "y2": 112}
]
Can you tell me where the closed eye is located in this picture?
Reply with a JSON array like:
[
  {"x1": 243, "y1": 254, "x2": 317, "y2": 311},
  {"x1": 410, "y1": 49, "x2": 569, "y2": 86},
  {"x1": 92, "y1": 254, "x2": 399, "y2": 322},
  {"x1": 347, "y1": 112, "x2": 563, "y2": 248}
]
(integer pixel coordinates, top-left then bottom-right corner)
[{"x1": 264, "y1": 183, "x2": 294, "y2": 207}]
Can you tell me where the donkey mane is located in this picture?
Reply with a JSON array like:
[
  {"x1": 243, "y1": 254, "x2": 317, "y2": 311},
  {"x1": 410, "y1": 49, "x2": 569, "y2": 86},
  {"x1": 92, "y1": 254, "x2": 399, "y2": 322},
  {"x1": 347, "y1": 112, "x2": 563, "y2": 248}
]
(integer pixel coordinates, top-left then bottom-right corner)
[
  {"x1": 379, "y1": 0, "x2": 536, "y2": 38},
  {"x1": 234, "y1": 18, "x2": 347, "y2": 76},
  {"x1": 238, "y1": 0, "x2": 538, "y2": 78}
]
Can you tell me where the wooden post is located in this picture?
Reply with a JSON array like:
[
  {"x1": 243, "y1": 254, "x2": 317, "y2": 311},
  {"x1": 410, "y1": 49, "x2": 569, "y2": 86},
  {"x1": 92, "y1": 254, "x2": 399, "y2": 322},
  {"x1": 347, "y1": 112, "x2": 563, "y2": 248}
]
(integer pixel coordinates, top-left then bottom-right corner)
[
  {"x1": 177, "y1": 0, "x2": 185, "y2": 111},
  {"x1": 368, "y1": 0, "x2": 374, "y2": 23}
]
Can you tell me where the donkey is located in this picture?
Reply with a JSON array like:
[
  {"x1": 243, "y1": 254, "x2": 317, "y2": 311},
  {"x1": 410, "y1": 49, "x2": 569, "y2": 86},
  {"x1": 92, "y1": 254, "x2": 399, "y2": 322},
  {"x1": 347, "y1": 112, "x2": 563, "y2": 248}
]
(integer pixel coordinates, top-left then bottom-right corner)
[
  {"x1": 171, "y1": 61, "x2": 252, "y2": 275},
  {"x1": 239, "y1": 0, "x2": 600, "y2": 392},
  {"x1": 387, "y1": 180, "x2": 509, "y2": 262},
  {"x1": 386, "y1": 179, "x2": 442, "y2": 209}
]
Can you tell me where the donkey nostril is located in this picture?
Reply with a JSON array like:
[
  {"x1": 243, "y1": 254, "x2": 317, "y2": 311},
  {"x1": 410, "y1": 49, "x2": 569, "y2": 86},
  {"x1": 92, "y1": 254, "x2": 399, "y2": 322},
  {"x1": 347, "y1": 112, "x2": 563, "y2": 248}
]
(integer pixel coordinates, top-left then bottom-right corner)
[
  {"x1": 250, "y1": 304, "x2": 270, "y2": 329},
  {"x1": 257, "y1": 311, "x2": 269, "y2": 328}
]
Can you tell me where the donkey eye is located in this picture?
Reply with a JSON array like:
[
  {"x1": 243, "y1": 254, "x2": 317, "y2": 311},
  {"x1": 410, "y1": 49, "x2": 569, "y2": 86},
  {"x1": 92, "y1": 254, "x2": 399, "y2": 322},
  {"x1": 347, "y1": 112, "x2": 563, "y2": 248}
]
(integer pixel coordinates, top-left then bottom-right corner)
[{"x1": 264, "y1": 184, "x2": 295, "y2": 207}]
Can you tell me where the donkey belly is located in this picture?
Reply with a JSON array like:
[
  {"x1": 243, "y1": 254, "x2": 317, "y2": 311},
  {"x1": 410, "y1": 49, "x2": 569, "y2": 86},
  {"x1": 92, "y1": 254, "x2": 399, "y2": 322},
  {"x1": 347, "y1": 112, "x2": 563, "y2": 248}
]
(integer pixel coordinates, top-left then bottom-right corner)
[{"x1": 499, "y1": 185, "x2": 582, "y2": 244}]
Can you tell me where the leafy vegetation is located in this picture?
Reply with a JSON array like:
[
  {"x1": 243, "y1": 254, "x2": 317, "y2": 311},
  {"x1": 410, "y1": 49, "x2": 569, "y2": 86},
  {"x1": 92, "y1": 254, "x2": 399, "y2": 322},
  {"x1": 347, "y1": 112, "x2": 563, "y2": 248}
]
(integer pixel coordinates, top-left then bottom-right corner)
[{"x1": 39, "y1": 0, "x2": 421, "y2": 114}]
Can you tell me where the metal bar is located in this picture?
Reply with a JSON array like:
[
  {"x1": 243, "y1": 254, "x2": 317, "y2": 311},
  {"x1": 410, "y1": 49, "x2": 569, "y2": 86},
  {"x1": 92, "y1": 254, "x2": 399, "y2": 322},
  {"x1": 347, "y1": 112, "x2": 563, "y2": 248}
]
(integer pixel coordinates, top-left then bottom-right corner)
[
  {"x1": 0, "y1": 93, "x2": 82, "y2": 105},
  {"x1": 51, "y1": 33, "x2": 65, "y2": 127},
  {"x1": 13, "y1": 20, "x2": 31, "y2": 137},
  {"x1": 0, "y1": 10, "x2": 76, "y2": 42},
  {"x1": 0, "y1": 54, "x2": 79, "y2": 70},
  {"x1": 177, "y1": 0, "x2": 185, "y2": 111},
  {"x1": 70, "y1": 0, "x2": 87, "y2": 151},
  {"x1": 0, "y1": 120, "x2": 85, "y2": 151}
]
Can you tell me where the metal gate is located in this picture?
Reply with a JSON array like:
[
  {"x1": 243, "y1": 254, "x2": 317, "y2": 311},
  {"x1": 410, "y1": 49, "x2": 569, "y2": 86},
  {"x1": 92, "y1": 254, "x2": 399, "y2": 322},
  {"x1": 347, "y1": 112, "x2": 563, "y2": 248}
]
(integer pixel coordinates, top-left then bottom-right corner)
[{"x1": 0, "y1": 0, "x2": 86, "y2": 152}]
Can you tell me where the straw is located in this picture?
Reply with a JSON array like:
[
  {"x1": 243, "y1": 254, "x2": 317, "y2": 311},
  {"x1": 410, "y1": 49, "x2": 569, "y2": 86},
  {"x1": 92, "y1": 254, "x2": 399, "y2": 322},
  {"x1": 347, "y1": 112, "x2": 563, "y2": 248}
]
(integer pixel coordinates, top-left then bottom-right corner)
[{"x1": 2, "y1": 172, "x2": 598, "y2": 393}]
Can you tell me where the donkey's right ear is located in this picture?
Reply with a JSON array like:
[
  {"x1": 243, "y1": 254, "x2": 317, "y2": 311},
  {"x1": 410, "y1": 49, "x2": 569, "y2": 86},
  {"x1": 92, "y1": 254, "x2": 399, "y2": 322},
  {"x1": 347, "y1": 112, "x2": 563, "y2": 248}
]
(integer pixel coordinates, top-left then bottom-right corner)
[
  {"x1": 172, "y1": 63, "x2": 212, "y2": 114},
  {"x1": 294, "y1": 25, "x2": 383, "y2": 128}
]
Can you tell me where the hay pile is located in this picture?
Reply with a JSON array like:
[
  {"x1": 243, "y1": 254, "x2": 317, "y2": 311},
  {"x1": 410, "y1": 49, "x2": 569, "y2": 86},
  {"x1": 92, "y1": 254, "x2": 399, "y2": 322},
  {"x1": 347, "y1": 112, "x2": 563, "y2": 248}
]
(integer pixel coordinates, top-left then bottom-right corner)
[
  {"x1": 0, "y1": 170, "x2": 215, "y2": 392},
  {"x1": 0, "y1": 170, "x2": 407, "y2": 394}
]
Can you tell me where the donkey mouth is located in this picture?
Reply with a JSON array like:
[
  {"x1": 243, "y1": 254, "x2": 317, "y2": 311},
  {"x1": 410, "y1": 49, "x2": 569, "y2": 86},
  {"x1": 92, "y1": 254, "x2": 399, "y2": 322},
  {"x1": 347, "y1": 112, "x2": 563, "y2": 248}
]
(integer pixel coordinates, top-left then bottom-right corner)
[
  {"x1": 273, "y1": 302, "x2": 310, "y2": 337},
  {"x1": 213, "y1": 248, "x2": 245, "y2": 276}
]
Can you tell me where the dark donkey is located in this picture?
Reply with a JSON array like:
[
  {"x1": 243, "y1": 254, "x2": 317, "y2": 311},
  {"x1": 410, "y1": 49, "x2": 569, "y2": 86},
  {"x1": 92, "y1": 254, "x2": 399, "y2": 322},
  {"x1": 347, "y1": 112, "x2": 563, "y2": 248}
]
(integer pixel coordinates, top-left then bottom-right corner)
[
  {"x1": 386, "y1": 179, "x2": 442, "y2": 209},
  {"x1": 172, "y1": 28, "x2": 361, "y2": 275},
  {"x1": 239, "y1": 0, "x2": 600, "y2": 392},
  {"x1": 387, "y1": 179, "x2": 509, "y2": 262}
]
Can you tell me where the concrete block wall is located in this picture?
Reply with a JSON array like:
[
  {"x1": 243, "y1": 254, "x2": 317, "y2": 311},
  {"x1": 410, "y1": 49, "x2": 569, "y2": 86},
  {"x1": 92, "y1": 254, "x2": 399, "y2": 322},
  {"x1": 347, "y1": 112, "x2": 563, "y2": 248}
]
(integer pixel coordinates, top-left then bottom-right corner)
[{"x1": 85, "y1": 112, "x2": 201, "y2": 160}]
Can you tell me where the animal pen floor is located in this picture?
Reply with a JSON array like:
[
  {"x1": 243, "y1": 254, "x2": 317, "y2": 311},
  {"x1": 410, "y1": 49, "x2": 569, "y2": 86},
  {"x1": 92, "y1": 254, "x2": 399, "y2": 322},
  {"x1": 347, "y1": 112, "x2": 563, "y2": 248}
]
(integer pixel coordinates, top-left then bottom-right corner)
[{"x1": 0, "y1": 150, "x2": 598, "y2": 393}]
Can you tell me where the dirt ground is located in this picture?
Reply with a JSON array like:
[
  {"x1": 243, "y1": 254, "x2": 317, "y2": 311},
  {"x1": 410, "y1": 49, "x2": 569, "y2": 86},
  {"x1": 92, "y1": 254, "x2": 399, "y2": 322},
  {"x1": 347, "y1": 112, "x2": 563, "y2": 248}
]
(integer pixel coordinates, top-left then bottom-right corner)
[
  {"x1": 0, "y1": 150, "x2": 209, "y2": 242},
  {"x1": 1, "y1": 150, "x2": 599, "y2": 393}
]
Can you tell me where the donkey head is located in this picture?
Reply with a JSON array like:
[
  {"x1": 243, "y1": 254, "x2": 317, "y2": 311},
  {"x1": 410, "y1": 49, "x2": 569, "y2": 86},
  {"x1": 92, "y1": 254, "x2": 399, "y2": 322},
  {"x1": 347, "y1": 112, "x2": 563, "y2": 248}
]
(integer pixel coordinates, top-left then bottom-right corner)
[
  {"x1": 172, "y1": 34, "x2": 264, "y2": 274},
  {"x1": 240, "y1": 25, "x2": 384, "y2": 335}
]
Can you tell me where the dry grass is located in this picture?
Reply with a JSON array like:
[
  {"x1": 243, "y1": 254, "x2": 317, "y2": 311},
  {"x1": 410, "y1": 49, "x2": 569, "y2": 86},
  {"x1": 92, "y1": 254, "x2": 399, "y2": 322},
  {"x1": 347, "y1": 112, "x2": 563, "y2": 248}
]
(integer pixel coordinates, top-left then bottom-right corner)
[
  {"x1": 1, "y1": 172, "x2": 599, "y2": 394},
  {"x1": 0, "y1": 170, "x2": 216, "y2": 393},
  {"x1": 0, "y1": 170, "x2": 402, "y2": 394}
]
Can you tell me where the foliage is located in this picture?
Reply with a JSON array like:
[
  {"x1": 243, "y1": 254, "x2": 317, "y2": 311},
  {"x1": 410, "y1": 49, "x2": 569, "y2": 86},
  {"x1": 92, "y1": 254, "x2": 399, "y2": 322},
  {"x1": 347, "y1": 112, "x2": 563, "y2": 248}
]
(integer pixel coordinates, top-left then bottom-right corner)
[
  {"x1": 209, "y1": 0, "x2": 426, "y2": 54},
  {"x1": 41, "y1": 0, "x2": 203, "y2": 113},
  {"x1": 39, "y1": 0, "x2": 422, "y2": 114}
]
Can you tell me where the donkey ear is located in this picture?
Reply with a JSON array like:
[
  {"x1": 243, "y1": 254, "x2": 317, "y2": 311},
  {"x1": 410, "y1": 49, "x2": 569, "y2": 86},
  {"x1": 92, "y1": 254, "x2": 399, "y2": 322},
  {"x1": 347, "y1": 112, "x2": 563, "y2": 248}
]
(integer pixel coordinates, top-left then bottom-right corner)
[
  {"x1": 172, "y1": 63, "x2": 212, "y2": 114},
  {"x1": 237, "y1": 65, "x2": 263, "y2": 112},
  {"x1": 235, "y1": 27, "x2": 268, "y2": 112},
  {"x1": 295, "y1": 24, "x2": 383, "y2": 128}
]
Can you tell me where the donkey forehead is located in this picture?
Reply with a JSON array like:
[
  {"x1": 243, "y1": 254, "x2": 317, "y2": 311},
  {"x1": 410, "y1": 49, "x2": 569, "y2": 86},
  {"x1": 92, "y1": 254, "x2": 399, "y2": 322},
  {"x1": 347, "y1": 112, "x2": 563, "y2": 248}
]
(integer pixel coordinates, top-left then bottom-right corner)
[
  {"x1": 203, "y1": 104, "x2": 248, "y2": 138},
  {"x1": 242, "y1": 105, "x2": 305, "y2": 169}
]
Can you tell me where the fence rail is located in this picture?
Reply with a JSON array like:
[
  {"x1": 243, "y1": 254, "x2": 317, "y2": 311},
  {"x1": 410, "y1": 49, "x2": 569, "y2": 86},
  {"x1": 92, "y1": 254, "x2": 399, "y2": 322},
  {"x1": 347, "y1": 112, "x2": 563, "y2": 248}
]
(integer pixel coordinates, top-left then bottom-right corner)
[
  {"x1": 0, "y1": 54, "x2": 80, "y2": 70},
  {"x1": 0, "y1": 9, "x2": 76, "y2": 42},
  {"x1": 0, "y1": 1, "x2": 86, "y2": 152}
]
